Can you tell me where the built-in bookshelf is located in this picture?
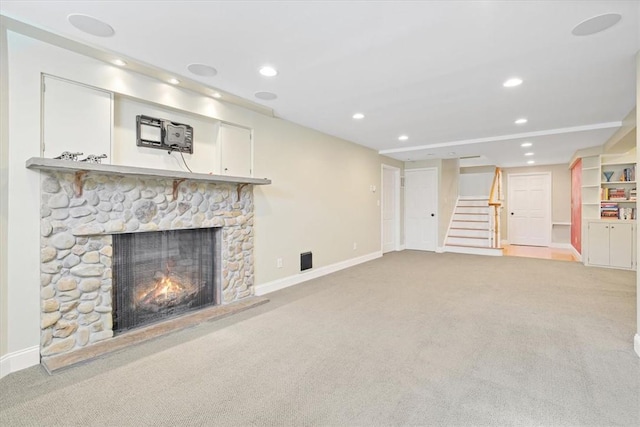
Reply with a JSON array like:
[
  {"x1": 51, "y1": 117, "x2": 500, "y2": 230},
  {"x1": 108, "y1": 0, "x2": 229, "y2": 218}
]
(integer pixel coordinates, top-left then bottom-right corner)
[{"x1": 600, "y1": 155, "x2": 636, "y2": 220}]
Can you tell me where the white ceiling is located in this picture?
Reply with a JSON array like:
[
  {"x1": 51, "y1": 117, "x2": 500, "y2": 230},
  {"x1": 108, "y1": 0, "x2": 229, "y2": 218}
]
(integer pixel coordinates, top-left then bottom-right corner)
[{"x1": 1, "y1": 1, "x2": 638, "y2": 167}]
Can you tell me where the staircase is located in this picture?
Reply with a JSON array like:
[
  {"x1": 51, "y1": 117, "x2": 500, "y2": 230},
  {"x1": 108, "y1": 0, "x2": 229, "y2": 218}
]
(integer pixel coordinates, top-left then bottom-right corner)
[{"x1": 445, "y1": 197, "x2": 503, "y2": 256}]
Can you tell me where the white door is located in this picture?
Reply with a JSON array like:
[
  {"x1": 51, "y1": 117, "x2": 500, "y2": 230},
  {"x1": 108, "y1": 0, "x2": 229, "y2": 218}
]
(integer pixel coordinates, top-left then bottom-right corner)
[
  {"x1": 382, "y1": 166, "x2": 399, "y2": 253},
  {"x1": 43, "y1": 76, "x2": 113, "y2": 161},
  {"x1": 219, "y1": 124, "x2": 252, "y2": 177},
  {"x1": 405, "y1": 168, "x2": 438, "y2": 251},
  {"x1": 508, "y1": 173, "x2": 551, "y2": 246}
]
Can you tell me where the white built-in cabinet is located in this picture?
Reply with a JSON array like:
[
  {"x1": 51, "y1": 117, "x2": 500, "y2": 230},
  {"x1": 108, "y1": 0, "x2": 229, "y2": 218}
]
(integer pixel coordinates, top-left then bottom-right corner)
[
  {"x1": 581, "y1": 151, "x2": 637, "y2": 270},
  {"x1": 586, "y1": 221, "x2": 635, "y2": 269}
]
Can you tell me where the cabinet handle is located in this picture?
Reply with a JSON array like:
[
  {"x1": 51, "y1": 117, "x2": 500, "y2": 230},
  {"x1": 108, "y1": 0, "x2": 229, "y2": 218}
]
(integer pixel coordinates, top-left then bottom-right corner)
[{"x1": 611, "y1": 226, "x2": 614, "y2": 229}]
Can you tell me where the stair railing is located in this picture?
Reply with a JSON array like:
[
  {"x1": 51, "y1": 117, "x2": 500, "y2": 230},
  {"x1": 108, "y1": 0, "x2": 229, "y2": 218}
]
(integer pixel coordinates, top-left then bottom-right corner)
[{"x1": 488, "y1": 167, "x2": 503, "y2": 248}]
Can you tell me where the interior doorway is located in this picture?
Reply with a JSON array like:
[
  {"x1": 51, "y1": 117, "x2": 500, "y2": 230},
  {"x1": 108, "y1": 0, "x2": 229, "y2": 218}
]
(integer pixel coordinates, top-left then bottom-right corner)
[
  {"x1": 404, "y1": 168, "x2": 438, "y2": 251},
  {"x1": 507, "y1": 172, "x2": 552, "y2": 247}
]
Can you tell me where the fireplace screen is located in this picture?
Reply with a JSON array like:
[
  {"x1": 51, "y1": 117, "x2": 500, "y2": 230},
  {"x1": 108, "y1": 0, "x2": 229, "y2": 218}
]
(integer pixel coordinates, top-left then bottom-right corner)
[{"x1": 112, "y1": 228, "x2": 218, "y2": 333}]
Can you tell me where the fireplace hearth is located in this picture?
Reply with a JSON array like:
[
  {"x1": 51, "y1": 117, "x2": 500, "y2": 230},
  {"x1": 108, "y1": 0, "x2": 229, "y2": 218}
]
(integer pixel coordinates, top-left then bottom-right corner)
[{"x1": 112, "y1": 228, "x2": 220, "y2": 332}]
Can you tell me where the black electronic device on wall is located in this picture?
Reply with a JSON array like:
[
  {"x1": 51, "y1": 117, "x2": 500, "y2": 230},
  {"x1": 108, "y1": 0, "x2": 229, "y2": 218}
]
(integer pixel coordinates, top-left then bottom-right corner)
[{"x1": 136, "y1": 115, "x2": 194, "y2": 154}]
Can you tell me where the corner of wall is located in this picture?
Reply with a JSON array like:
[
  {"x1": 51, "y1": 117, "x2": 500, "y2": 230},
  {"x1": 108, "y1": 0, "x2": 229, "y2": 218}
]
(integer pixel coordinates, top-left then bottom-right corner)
[{"x1": 0, "y1": 20, "x2": 10, "y2": 369}]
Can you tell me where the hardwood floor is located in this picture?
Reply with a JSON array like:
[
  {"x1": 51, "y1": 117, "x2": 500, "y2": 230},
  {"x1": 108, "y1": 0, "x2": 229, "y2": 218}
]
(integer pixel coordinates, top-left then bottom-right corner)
[{"x1": 502, "y1": 244, "x2": 578, "y2": 262}]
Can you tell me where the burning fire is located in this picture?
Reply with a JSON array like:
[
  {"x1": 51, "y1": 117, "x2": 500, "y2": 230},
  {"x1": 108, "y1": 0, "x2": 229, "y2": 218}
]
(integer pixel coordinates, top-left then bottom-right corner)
[{"x1": 136, "y1": 263, "x2": 198, "y2": 311}]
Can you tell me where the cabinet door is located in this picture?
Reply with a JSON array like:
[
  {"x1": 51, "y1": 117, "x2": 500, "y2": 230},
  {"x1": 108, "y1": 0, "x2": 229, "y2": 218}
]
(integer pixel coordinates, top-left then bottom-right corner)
[
  {"x1": 219, "y1": 124, "x2": 252, "y2": 177},
  {"x1": 609, "y1": 223, "x2": 634, "y2": 269},
  {"x1": 587, "y1": 222, "x2": 611, "y2": 266},
  {"x1": 43, "y1": 76, "x2": 112, "y2": 161}
]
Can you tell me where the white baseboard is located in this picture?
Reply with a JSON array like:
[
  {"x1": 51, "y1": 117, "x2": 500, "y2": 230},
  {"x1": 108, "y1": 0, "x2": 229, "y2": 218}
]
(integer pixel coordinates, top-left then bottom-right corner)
[
  {"x1": 549, "y1": 242, "x2": 572, "y2": 249},
  {"x1": 635, "y1": 334, "x2": 640, "y2": 358},
  {"x1": 501, "y1": 239, "x2": 509, "y2": 246},
  {"x1": 398, "y1": 244, "x2": 406, "y2": 251},
  {"x1": 571, "y1": 245, "x2": 582, "y2": 262},
  {"x1": 254, "y1": 251, "x2": 382, "y2": 296},
  {"x1": 436, "y1": 246, "x2": 445, "y2": 253},
  {"x1": 0, "y1": 345, "x2": 39, "y2": 378}
]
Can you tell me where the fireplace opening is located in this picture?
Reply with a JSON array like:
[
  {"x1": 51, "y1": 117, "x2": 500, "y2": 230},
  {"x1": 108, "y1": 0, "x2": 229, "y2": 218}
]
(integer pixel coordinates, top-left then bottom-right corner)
[{"x1": 112, "y1": 228, "x2": 220, "y2": 333}]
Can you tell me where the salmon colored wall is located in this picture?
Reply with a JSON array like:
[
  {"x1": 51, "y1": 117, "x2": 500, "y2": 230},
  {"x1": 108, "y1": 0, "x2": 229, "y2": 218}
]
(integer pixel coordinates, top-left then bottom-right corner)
[{"x1": 571, "y1": 159, "x2": 582, "y2": 253}]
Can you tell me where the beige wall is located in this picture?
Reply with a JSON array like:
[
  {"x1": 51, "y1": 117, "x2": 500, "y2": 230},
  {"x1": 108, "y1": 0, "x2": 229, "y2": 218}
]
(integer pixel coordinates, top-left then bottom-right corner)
[
  {"x1": 438, "y1": 159, "x2": 459, "y2": 247},
  {"x1": 252, "y1": 116, "x2": 402, "y2": 282},
  {"x1": 501, "y1": 164, "x2": 572, "y2": 245}
]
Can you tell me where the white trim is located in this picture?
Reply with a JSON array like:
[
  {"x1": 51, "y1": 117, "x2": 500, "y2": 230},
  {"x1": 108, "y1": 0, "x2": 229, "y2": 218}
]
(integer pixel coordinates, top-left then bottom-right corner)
[
  {"x1": 501, "y1": 239, "x2": 509, "y2": 246},
  {"x1": 379, "y1": 122, "x2": 622, "y2": 155},
  {"x1": 571, "y1": 245, "x2": 582, "y2": 262},
  {"x1": 444, "y1": 245, "x2": 503, "y2": 256},
  {"x1": 436, "y1": 246, "x2": 445, "y2": 253},
  {"x1": 635, "y1": 334, "x2": 640, "y2": 358},
  {"x1": 398, "y1": 244, "x2": 406, "y2": 251},
  {"x1": 0, "y1": 345, "x2": 40, "y2": 378},
  {"x1": 381, "y1": 164, "x2": 401, "y2": 254},
  {"x1": 254, "y1": 251, "x2": 382, "y2": 296}
]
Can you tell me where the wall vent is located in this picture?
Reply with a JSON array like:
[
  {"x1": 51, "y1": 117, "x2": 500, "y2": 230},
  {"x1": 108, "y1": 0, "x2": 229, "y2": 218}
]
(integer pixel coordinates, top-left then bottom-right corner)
[{"x1": 300, "y1": 252, "x2": 312, "y2": 271}]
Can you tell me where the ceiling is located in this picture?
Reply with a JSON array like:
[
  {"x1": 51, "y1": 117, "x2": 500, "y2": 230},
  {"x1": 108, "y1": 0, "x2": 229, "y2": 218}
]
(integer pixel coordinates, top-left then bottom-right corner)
[{"x1": 1, "y1": 1, "x2": 638, "y2": 167}]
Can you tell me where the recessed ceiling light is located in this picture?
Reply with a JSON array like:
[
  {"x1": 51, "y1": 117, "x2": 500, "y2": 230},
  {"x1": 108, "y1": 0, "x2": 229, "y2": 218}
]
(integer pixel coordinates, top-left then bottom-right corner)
[
  {"x1": 259, "y1": 66, "x2": 278, "y2": 77},
  {"x1": 68, "y1": 14, "x2": 115, "y2": 37},
  {"x1": 398, "y1": 135, "x2": 409, "y2": 141},
  {"x1": 352, "y1": 113, "x2": 365, "y2": 120},
  {"x1": 524, "y1": 152, "x2": 534, "y2": 156},
  {"x1": 503, "y1": 78, "x2": 523, "y2": 88},
  {"x1": 521, "y1": 142, "x2": 533, "y2": 147},
  {"x1": 112, "y1": 59, "x2": 127, "y2": 66},
  {"x1": 255, "y1": 91, "x2": 278, "y2": 100},
  {"x1": 515, "y1": 118, "x2": 528, "y2": 125},
  {"x1": 168, "y1": 78, "x2": 180, "y2": 85},
  {"x1": 187, "y1": 63, "x2": 218, "y2": 77},
  {"x1": 572, "y1": 13, "x2": 622, "y2": 36},
  {"x1": 527, "y1": 160, "x2": 535, "y2": 164},
  {"x1": 211, "y1": 92, "x2": 222, "y2": 99}
]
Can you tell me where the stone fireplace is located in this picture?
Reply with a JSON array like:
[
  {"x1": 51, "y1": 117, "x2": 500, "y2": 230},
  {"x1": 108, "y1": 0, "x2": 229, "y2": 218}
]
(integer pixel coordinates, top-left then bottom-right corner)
[
  {"x1": 28, "y1": 158, "x2": 270, "y2": 364},
  {"x1": 112, "y1": 227, "x2": 220, "y2": 333}
]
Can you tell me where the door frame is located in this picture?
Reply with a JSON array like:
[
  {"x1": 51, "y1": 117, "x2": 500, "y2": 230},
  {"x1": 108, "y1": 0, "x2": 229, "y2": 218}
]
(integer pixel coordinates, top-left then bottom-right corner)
[
  {"x1": 381, "y1": 164, "x2": 401, "y2": 253},
  {"x1": 404, "y1": 167, "x2": 439, "y2": 251},
  {"x1": 507, "y1": 172, "x2": 552, "y2": 246}
]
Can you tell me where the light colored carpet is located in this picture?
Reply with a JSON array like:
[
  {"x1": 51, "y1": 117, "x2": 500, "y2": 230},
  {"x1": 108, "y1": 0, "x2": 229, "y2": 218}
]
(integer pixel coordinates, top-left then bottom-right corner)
[{"x1": 1, "y1": 251, "x2": 638, "y2": 426}]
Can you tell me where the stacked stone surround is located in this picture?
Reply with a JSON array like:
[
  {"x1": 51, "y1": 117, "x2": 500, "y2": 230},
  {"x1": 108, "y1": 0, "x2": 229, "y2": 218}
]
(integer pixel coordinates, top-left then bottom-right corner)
[{"x1": 39, "y1": 172, "x2": 255, "y2": 357}]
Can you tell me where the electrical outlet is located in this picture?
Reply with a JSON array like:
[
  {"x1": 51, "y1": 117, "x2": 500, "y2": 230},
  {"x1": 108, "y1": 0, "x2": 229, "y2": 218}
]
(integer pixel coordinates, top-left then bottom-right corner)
[
  {"x1": 276, "y1": 258, "x2": 283, "y2": 268},
  {"x1": 353, "y1": 242, "x2": 357, "y2": 250}
]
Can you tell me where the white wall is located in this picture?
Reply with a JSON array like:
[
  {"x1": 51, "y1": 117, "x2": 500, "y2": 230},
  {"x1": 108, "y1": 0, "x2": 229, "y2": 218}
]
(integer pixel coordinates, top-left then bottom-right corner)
[
  {"x1": 0, "y1": 20, "x2": 10, "y2": 376},
  {"x1": 113, "y1": 96, "x2": 220, "y2": 173},
  {"x1": 636, "y1": 50, "x2": 639, "y2": 359},
  {"x1": 0, "y1": 28, "x2": 402, "y2": 377}
]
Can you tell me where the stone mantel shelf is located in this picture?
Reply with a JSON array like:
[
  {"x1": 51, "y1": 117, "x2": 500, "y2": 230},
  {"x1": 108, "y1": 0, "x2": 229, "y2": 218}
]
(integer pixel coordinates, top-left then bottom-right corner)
[
  {"x1": 26, "y1": 157, "x2": 272, "y2": 186},
  {"x1": 27, "y1": 157, "x2": 270, "y2": 198}
]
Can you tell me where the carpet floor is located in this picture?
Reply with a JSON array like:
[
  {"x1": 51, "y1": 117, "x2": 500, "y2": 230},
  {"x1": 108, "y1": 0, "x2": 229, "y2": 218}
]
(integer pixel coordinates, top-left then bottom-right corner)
[{"x1": 1, "y1": 251, "x2": 638, "y2": 426}]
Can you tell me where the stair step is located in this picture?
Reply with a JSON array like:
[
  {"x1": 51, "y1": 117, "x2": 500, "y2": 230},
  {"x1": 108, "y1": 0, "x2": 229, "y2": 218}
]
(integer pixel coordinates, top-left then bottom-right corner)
[
  {"x1": 447, "y1": 236, "x2": 491, "y2": 247},
  {"x1": 444, "y1": 244, "x2": 503, "y2": 257}
]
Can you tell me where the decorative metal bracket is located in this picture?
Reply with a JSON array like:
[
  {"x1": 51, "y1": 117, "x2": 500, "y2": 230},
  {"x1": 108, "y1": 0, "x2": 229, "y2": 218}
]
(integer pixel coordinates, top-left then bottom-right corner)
[
  {"x1": 73, "y1": 171, "x2": 88, "y2": 197},
  {"x1": 172, "y1": 179, "x2": 186, "y2": 200},
  {"x1": 236, "y1": 183, "x2": 249, "y2": 202}
]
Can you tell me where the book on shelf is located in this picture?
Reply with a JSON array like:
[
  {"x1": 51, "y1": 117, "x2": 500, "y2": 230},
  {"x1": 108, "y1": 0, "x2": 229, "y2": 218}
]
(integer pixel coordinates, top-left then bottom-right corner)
[
  {"x1": 621, "y1": 165, "x2": 636, "y2": 182},
  {"x1": 630, "y1": 188, "x2": 637, "y2": 201},
  {"x1": 618, "y1": 207, "x2": 636, "y2": 220},
  {"x1": 606, "y1": 188, "x2": 627, "y2": 200}
]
